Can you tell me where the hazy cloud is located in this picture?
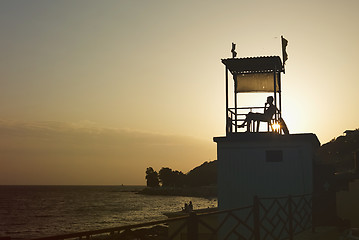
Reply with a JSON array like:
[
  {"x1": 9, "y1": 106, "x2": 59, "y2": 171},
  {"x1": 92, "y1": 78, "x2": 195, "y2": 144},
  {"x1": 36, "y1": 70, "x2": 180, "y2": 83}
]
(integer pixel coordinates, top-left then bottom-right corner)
[{"x1": 0, "y1": 120, "x2": 216, "y2": 185}]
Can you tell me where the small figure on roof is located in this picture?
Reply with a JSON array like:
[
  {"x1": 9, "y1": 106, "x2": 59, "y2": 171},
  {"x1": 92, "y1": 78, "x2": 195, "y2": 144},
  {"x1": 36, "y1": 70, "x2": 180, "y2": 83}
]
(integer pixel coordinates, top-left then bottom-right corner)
[{"x1": 239, "y1": 96, "x2": 277, "y2": 132}]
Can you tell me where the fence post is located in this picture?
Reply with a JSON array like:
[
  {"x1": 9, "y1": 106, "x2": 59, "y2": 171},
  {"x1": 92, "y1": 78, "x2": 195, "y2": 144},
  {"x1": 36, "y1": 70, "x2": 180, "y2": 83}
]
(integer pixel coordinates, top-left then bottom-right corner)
[
  {"x1": 288, "y1": 195, "x2": 293, "y2": 240},
  {"x1": 187, "y1": 212, "x2": 198, "y2": 240},
  {"x1": 312, "y1": 194, "x2": 316, "y2": 233},
  {"x1": 253, "y1": 196, "x2": 260, "y2": 240}
]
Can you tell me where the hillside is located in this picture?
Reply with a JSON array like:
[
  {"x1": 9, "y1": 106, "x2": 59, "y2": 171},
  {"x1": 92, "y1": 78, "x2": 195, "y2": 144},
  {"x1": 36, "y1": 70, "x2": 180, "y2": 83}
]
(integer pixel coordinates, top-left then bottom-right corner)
[
  {"x1": 185, "y1": 160, "x2": 217, "y2": 187},
  {"x1": 316, "y1": 129, "x2": 359, "y2": 171}
]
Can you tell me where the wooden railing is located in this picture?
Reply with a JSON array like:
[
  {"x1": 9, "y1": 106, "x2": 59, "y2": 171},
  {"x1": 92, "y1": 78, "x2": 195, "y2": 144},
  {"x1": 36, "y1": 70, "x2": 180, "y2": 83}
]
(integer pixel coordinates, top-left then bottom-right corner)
[{"x1": 30, "y1": 194, "x2": 312, "y2": 240}]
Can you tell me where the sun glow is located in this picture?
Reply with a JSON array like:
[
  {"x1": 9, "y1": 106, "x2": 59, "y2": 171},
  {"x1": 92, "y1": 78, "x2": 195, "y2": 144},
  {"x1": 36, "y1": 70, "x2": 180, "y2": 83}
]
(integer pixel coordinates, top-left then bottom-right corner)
[{"x1": 272, "y1": 123, "x2": 281, "y2": 132}]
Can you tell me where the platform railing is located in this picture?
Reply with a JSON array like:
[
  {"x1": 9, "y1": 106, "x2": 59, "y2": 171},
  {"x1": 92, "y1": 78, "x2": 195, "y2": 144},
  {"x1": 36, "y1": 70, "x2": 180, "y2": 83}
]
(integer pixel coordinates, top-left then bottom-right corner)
[{"x1": 228, "y1": 107, "x2": 282, "y2": 134}]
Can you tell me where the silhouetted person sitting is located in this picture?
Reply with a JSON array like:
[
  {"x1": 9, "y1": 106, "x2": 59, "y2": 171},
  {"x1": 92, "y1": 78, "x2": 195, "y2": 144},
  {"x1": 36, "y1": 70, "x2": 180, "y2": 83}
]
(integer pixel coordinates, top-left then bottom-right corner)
[
  {"x1": 239, "y1": 96, "x2": 277, "y2": 132},
  {"x1": 188, "y1": 201, "x2": 193, "y2": 211},
  {"x1": 182, "y1": 201, "x2": 193, "y2": 212}
]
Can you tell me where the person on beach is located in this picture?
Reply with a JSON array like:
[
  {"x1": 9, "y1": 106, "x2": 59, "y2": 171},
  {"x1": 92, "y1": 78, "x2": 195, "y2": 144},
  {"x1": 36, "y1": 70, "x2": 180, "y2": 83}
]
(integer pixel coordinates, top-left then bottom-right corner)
[
  {"x1": 182, "y1": 201, "x2": 193, "y2": 212},
  {"x1": 188, "y1": 201, "x2": 193, "y2": 211}
]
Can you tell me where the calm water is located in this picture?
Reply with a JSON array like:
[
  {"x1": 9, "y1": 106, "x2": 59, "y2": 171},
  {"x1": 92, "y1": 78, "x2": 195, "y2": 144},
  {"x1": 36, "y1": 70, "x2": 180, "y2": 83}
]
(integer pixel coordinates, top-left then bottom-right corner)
[{"x1": 0, "y1": 185, "x2": 217, "y2": 239}]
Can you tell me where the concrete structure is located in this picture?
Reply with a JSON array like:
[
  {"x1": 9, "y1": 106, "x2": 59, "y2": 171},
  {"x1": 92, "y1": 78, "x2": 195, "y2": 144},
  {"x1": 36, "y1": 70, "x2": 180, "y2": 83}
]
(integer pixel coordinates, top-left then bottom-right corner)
[{"x1": 214, "y1": 133, "x2": 320, "y2": 210}]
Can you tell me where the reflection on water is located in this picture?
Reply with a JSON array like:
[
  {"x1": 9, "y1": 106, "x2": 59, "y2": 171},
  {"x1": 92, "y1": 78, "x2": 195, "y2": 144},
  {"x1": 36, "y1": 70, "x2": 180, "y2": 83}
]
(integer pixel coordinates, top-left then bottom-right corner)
[{"x1": 0, "y1": 185, "x2": 217, "y2": 239}]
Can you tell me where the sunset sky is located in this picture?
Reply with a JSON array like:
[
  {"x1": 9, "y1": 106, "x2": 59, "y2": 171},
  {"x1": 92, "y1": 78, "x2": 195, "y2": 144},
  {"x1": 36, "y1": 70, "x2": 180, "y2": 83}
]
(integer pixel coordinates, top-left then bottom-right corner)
[{"x1": 1, "y1": 0, "x2": 359, "y2": 185}]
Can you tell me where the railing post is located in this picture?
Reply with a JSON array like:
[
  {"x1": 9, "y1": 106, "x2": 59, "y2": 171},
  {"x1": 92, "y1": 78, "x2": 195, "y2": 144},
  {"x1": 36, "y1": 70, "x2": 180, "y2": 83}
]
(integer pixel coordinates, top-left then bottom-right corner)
[
  {"x1": 312, "y1": 194, "x2": 316, "y2": 233},
  {"x1": 225, "y1": 66, "x2": 229, "y2": 135},
  {"x1": 187, "y1": 212, "x2": 198, "y2": 240},
  {"x1": 253, "y1": 196, "x2": 260, "y2": 240},
  {"x1": 288, "y1": 195, "x2": 293, "y2": 240}
]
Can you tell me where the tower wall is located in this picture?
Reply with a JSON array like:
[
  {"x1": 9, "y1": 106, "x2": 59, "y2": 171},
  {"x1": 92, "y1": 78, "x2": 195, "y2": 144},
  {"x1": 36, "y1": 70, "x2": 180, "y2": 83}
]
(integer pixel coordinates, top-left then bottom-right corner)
[{"x1": 214, "y1": 133, "x2": 320, "y2": 210}]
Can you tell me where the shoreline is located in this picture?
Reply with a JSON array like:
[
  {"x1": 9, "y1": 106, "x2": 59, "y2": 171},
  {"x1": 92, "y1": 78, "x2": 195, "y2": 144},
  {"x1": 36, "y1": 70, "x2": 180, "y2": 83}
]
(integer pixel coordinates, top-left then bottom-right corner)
[{"x1": 137, "y1": 185, "x2": 217, "y2": 198}]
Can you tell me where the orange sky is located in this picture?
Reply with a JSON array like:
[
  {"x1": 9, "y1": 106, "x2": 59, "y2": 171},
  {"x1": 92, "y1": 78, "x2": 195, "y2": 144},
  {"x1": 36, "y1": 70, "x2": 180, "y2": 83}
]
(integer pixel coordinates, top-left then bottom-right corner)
[{"x1": 1, "y1": 0, "x2": 359, "y2": 185}]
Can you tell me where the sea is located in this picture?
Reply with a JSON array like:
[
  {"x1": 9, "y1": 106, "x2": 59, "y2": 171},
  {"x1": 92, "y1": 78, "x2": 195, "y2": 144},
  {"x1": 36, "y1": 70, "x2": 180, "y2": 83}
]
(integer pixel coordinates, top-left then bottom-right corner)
[{"x1": 0, "y1": 185, "x2": 217, "y2": 239}]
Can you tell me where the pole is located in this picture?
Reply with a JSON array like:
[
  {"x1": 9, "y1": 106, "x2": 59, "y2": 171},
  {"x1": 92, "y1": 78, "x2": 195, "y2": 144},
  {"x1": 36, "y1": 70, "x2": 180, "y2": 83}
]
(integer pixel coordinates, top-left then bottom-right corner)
[
  {"x1": 288, "y1": 195, "x2": 294, "y2": 240},
  {"x1": 234, "y1": 74, "x2": 237, "y2": 132},
  {"x1": 273, "y1": 66, "x2": 277, "y2": 122},
  {"x1": 278, "y1": 71, "x2": 282, "y2": 119},
  {"x1": 253, "y1": 196, "x2": 260, "y2": 240},
  {"x1": 226, "y1": 67, "x2": 229, "y2": 135},
  {"x1": 187, "y1": 212, "x2": 198, "y2": 240}
]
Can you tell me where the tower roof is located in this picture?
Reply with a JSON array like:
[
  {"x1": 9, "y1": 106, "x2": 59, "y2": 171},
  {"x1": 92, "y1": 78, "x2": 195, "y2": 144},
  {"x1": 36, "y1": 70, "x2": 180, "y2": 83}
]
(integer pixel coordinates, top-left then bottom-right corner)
[{"x1": 222, "y1": 56, "x2": 283, "y2": 74}]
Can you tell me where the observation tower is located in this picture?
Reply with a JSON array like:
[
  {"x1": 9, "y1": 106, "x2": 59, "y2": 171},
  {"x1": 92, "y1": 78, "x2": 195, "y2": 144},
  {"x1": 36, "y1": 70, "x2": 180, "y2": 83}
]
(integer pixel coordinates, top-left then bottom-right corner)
[{"x1": 214, "y1": 38, "x2": 320, "y2": 214}]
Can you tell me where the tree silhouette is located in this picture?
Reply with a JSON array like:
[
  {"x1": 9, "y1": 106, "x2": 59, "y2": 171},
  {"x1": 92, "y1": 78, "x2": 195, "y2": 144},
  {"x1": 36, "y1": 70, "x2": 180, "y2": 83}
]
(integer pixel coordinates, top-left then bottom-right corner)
[
  {"x1": 172, "y1": 170, "x2": 186, "y2": 187},
  {"x1": 147, "y1": 161, "x2": 217, "y2": 188},
  {"x1": 145, "y1": 167, "x2": 159, "y2": 187},
  {"x1": 158, "y1": 167, "x2": 173, "y2": 187}
]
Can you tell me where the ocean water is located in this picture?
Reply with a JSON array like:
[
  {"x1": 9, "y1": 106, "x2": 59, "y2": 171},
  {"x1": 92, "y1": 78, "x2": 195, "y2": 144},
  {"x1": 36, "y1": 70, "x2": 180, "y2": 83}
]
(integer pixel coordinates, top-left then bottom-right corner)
[{"x1": 0, "y1": 185, "x2": 217, "y2": 239}]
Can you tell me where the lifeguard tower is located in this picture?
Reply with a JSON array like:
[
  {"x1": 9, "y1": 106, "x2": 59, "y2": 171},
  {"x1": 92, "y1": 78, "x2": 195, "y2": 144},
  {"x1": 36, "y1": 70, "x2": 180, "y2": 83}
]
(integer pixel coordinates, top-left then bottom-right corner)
[
  {"x1": 223, "y1": 42, "x2": 286, "y2": 134},
  {"x1": 213, "y1": 39, "x2": 321, "y2": 238}
]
